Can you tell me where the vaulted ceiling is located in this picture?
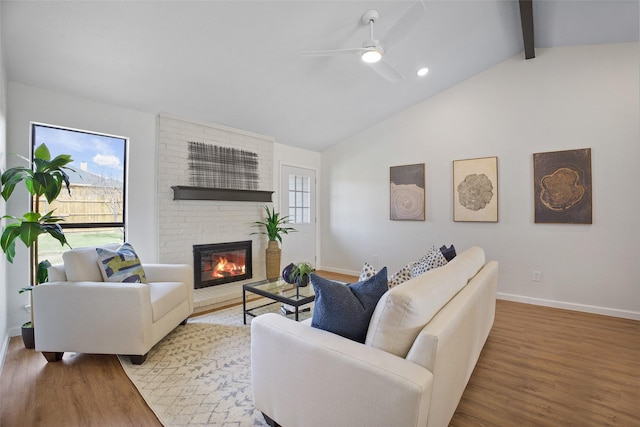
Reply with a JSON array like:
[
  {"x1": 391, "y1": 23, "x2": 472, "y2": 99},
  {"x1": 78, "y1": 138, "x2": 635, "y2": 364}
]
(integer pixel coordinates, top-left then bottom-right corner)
[{"x1": 2, "y1": 1, "x2": 638, "y2": 151}]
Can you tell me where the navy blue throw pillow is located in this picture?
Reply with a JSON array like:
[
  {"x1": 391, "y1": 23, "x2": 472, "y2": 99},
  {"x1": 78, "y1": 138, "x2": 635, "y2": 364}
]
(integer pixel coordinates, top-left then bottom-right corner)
[
  {"x1": 440, "y1": 244, "x2": 457, "y2": 262},
  {"x1": 310, "y1": 267, "x2": 388, "y2": 343}
]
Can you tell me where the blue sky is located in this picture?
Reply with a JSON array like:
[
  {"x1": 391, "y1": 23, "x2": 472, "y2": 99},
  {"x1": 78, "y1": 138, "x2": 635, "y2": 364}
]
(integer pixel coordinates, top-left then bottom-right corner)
[{"x1": 33, "y1": 125, "x2": 126, "y2": 180}]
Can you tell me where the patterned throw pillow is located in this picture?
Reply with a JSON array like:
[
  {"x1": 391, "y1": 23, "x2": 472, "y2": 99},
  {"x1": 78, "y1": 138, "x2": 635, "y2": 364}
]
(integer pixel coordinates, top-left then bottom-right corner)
[
  {"x1": 411, "y1": 246, "x2": 448, "y2": 277},
  {"x1": 359, "y1": 262, "x2": 412, "y2": 289},
  {"x1": 359, "y1": 262, "x2": 377, "y2": 282},
  {"x1": 96, "y1": 243, "x2": 147, "y2": 283},
  {"x1": 311, "y1": 268, "x2": 388, "y2": 343},
  {"x1": 389, "y1": 264, "x2": 413, "y2": 288}
]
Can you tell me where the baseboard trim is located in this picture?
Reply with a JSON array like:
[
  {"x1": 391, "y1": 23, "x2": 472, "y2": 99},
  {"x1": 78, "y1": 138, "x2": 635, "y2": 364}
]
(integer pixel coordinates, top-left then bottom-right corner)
[
  {"x1": 8, "y1": 325, "x2": 21, "y2": 338},
  {"x1": 317, "y1": 265, "x2": 360, "y2": 277},
  {"x1": 497, "y1": 292, "x2": 640, "y2": 321}
]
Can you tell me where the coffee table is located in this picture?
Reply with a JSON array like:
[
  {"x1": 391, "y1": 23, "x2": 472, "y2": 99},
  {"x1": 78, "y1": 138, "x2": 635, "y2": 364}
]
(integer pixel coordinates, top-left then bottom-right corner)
[{"x1": 243, "y1": 277, "x2": 315, "y2": 324}]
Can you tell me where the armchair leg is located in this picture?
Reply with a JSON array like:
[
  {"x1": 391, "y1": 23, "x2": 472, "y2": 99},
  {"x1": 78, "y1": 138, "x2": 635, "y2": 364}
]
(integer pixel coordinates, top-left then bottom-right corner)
[
  {"x1": 42, "y1": 352, "x2": 64, "y2": 362},
  {"x1": 262, "y1": 413, "x2": 281, "y2": 427},
  {"x1": 129, "y1": 353, "x2": 148, "y2": 365}
]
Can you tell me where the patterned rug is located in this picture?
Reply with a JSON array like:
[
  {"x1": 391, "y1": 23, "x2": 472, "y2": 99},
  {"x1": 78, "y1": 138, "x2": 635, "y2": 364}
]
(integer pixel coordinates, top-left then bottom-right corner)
[{"x1": 119, "y1": 304, "x2": 311, "y2": 426}]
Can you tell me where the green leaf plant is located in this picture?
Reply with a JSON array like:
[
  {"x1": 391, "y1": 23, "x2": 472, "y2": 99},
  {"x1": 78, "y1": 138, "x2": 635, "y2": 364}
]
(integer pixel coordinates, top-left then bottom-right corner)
[
  {"x1": 1, "y1": 143, "x2": 74, "y2": 287},
  {"x1": 289, "y1": 262, "x2": 315, "y2": 284},
  {"x1": 250, "y1": 205, "x2": 297, "y2": 243}
]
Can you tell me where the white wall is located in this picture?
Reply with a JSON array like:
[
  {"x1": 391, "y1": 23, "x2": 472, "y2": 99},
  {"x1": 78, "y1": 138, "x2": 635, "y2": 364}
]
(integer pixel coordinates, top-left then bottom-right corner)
[
  {"x1": 0, "y1": 9, "x2": 9, "y2": 369},
  {"x1": 5, "y1": 82, "x2": 157, "y2": 336},
  {"x1": 320, "y1": 43, "x2": 640, "y2": 319}
]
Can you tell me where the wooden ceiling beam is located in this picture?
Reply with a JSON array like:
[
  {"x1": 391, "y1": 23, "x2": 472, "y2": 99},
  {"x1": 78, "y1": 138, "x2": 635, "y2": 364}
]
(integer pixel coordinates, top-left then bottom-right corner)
[{"x1": 519, "y1": 0, "x2": 535, "y2": 59}]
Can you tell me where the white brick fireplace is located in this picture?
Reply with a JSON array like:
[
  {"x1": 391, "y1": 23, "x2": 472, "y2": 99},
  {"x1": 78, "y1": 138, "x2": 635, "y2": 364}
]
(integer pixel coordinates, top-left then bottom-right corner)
[{"x1": 156, "y1": 114, "x2": 274, "y2": 311}]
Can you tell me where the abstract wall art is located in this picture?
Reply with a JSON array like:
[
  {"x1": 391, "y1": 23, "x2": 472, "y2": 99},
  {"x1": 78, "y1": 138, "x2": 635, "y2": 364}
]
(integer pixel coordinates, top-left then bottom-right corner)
[
  {"x1": 533, "y1": 148, "x2": 592, "y2": 224},
  {"x1": 453, "y1": 156, "x2": 498, "y2": 222},
  {"x1": 390, "y1": 163, "x2": 425, "y2": 221},
  {"x1": 188, "y1": 142, "x2": 260, "y2": 190}
]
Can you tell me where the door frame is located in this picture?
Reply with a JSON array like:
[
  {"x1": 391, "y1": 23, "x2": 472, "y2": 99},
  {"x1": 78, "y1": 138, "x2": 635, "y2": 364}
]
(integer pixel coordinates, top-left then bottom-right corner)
[{"x1": 278, "y1": 162, "x2": 319, "y2": 268}]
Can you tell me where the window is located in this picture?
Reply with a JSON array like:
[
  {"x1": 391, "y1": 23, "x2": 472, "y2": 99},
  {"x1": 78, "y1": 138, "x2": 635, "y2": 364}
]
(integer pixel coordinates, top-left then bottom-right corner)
[
  {"x1": 288, "y1": 174, "x2": 310, "y2": 224},
  {"x1": 32, "y1": 123, "x2": 127, "y2": 264}
]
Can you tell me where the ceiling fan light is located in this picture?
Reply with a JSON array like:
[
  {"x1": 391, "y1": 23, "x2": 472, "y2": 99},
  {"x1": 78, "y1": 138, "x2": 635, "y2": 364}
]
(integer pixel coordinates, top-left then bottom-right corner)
[{"x1": 361, "y1": 49, "x2": 382, "y2": 63}]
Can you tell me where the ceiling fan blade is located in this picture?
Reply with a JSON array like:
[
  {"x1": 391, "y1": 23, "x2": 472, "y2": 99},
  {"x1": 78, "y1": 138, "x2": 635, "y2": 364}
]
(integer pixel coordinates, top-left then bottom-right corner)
[
  {"x1": 380, "y1": 0, "x2": 426, "y2": 52},
  {"x1": 369, "y1": 59, "x2": 404, "y2": 83},
  {"x1": 299, "y1": 48, "x2": 367, "y2": 57}
]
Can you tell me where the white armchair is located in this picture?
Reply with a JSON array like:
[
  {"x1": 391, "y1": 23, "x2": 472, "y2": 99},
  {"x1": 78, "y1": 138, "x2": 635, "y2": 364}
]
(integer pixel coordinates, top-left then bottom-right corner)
[{"x1": 32, "y1": 245, "x2": 193, "y2": 364}]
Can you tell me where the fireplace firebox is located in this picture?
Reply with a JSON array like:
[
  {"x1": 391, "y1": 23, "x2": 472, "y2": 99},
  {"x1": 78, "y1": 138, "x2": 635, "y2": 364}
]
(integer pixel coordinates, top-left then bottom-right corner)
[{"x1": 193, "y1": 241, "x2": 252, "y2": 288}]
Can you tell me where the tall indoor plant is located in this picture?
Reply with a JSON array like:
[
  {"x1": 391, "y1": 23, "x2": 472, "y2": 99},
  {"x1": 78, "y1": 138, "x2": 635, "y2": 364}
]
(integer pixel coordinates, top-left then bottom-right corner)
[
  {"x1": 251, "y1": 205, "x2": 296, "y2": 279},
  {"x1": 1, "y1": 143, "x2": 74, "y2": 346}
]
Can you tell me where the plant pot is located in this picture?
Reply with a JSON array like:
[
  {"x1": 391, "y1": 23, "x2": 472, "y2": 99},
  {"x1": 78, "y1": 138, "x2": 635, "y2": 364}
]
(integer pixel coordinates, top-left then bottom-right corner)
[
  {"x1": 22, "y1": 322, "x2": 35, "y2": 349},
  {"x1": 265, "y1": 240, "x2": 281, "y2": 280},
  {"x1": 297, "y1": 275, "x2": 310, "y2": 287}
]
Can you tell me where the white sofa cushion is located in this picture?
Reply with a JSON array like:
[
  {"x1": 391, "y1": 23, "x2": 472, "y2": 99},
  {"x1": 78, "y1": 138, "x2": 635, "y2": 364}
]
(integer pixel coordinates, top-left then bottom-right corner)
[
  {"x1": 365, "y1": 261, "x2": 468, "y2": 358},
  {"x1": 62, "y1": 243, "x2": 120, "y2": 282},
  {"x1": 149, "y1": 282, "x2": 189, "y2": 322},
  {"x1": 448, "y1": 246, "x2": 485, "y2": 280}
]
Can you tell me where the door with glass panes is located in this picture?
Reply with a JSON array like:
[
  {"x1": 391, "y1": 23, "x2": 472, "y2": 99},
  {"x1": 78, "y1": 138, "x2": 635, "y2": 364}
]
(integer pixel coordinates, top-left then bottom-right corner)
[{"x1": 280, "y1": 165, "x2": 316, "y2": 269}]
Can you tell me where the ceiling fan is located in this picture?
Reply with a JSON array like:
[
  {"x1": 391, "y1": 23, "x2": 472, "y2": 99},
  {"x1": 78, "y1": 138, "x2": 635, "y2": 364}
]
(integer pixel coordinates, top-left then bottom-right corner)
[{"x1": 299, "y1": 1, "x2": 427, "y2": 83}]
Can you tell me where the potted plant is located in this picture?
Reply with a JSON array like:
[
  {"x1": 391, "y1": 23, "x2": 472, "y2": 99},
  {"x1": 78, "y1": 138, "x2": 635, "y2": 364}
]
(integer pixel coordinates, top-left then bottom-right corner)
[
  {"x1": 290, "y1": 262, "x2": 315, "y2": 287},
  {"x1": 18, "y1": 260, "x2": 51, "y2": 348},
  {"x1": 1, "y1": 143, "x2": 74, "y2": 347},
  {"x1": 251, "y1": 205, "x2": 296, "y2": 279}
]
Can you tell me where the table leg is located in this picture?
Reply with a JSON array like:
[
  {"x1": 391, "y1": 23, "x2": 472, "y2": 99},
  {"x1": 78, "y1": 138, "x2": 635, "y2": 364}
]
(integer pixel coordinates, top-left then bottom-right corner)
[{"x1": 242, "y1": 288, "x2": 247, "y2": 324}]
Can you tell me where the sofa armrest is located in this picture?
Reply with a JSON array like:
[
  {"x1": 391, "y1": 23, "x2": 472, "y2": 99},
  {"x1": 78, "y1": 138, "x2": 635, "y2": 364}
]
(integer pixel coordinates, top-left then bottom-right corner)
[
  {"x1": 406, "y1": 260, "x2": 498, "y2": 427},
  {"x1": 251, "y1": 313, "x2": 433, "y2": 427},
  {"x1": 143, "y1": 263, "x2": 192, "y2": 286},
  {"x1": 32, "y1": 281, "x2": 154, "y2": 355},
  {"x1": 143, "y1": 263, "x2": 193, "y2": 311}
]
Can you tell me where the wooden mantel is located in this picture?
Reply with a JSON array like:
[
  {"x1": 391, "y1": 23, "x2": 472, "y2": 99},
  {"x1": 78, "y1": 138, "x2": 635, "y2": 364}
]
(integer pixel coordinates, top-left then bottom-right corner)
[{"x1": 171, "y1": 186, "x2": 273, "y2": 202}]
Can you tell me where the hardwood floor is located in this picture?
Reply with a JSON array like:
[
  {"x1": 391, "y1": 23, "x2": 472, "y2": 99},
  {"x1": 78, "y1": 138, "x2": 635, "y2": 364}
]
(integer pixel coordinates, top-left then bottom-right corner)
[
  {"x1": 0, "y1": 341, "x2": 162, "y2": 427},
  {"x1": 1, "y1": 283, "x2": 638, "y2": 426},
  {"x1": 452, "y1": 301, "x2": 640, "y2": 426}
]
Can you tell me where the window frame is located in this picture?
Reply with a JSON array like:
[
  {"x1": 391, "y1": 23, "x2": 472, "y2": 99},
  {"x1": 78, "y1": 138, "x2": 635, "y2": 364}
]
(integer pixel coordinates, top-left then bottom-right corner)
[
  {"x1": 288, "y1": 173, "x2": 311, "y2": 225},
  {"x1": 30, "y1": 122, "x2": 128, "y2": 231}
]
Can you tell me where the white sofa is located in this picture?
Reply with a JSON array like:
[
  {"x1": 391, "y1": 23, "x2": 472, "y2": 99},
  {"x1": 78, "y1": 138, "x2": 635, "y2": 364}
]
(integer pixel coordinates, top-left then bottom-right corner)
[
  {"x1": 251, "y1": 246, "x2": 498, "y2": 427},
  {"x1": 32, "y1": 245, "x2": 194, "y2": 364}
]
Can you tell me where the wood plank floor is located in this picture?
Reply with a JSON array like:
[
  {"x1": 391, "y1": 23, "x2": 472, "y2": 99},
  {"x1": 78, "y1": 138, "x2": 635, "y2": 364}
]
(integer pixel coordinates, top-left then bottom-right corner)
[
  {"x1": 452, "y1": 301, "x2": 640, "y2": 427},
  {"x1": 1, "y1": 281, "x2": 638, "y2": 426}
]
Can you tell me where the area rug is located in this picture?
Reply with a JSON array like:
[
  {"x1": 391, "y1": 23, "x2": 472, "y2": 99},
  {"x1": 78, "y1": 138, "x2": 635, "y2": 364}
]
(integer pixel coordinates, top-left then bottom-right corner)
[{"x1": 118, "y1": 305, "x2": 311, "y2": 426}]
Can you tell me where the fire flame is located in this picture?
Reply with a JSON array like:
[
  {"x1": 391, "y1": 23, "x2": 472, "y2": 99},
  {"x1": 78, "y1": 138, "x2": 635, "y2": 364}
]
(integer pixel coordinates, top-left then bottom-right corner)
[{"x1": 211, "y1": 256, "x2": 245, "y2": 278}]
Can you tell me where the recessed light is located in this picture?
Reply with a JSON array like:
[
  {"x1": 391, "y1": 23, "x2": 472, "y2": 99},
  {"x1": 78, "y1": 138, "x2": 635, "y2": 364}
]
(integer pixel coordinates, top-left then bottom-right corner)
[{"x1": 417, "y1": 67, "x2": 429, "y2": 77}]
